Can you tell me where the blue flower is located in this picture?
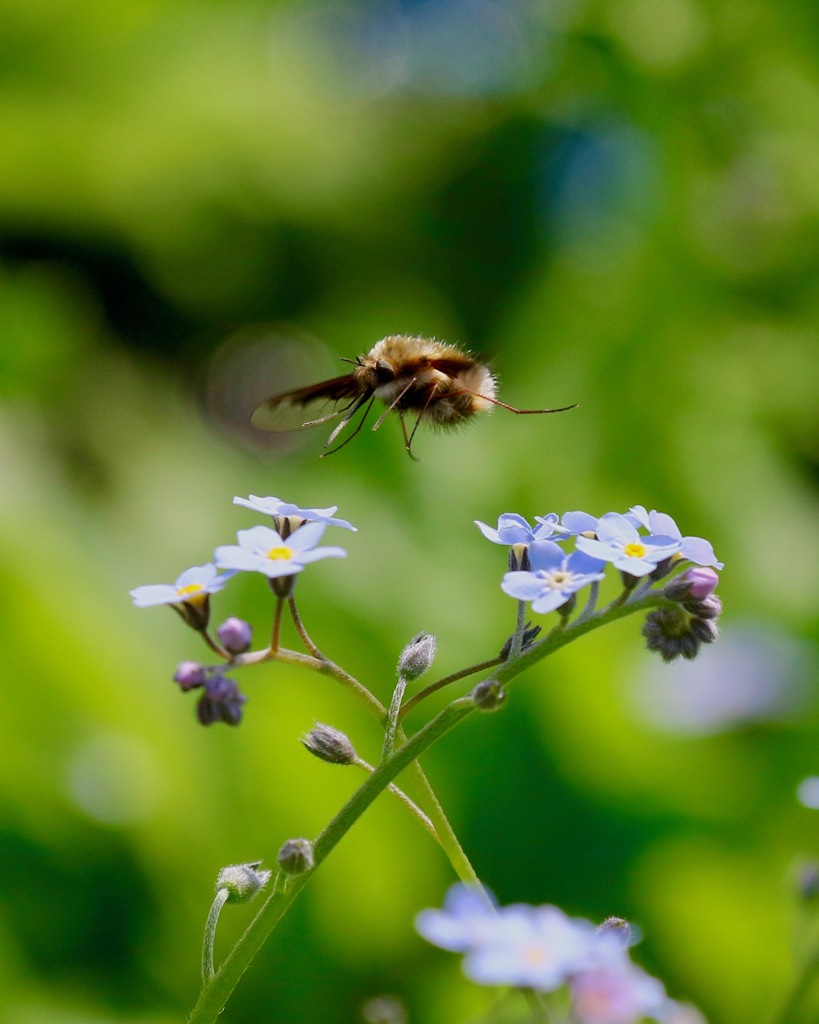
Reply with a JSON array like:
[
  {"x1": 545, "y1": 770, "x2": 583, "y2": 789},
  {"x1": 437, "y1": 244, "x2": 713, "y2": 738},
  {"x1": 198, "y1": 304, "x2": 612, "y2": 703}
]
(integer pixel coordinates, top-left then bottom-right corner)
[
  {"x1": 464, "y1": 904, "x2": 597, "y2": 992},
  {"x1": 130, "y1": 563, "x2": 232, "y2": 608},
  {"x1": 475, "y1": 513, "x2": 559, "y2": 546},
  {"x1": 214, "y1": 522, "x2": 346, "y2": 579},
  {"x1": 557, "y1": 510, "x2": 601, "y2": 536},
  {"x1": 415, "y1": 884, "x2": 498, "y2": 953},
  {"x1": 629, "y1": 506, "x2": 723, "y2": 569},
  {"x1": 233, "y1": 495, "x2": 357, "y2": 532},
  {"x1": 575, "y1": 514, "x2": 680, "y2": 577},
  {"x1": 501, "y1": 542, "x2": 607, "y2": 613},
  {"x1": 571, "y1": 960, "x2": 667, "y2": 1024}
]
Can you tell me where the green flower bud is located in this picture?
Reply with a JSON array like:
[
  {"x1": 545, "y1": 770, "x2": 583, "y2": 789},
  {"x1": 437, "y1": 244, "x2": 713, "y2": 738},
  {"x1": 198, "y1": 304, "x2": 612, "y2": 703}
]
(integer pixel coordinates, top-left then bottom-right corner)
[
  {"x1": 397, "y1": 633, "x2": 437, "y2": 681},
  {"x1": 471, "y1": 679, "x2": 507, "y2": 711},
  {"x1": 278, "y1": 838, "x2": 315, "y2": 876},
  {"x1": 216, "y1": 861, "x2": 271, "y2": 904}
]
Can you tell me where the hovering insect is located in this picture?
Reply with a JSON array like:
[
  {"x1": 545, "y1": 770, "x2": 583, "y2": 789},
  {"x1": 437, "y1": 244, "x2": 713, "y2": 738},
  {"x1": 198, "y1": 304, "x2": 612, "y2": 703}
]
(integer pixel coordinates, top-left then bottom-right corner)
[{"x1": 251, "y1": 335, "x2": 576, "y2": 458}]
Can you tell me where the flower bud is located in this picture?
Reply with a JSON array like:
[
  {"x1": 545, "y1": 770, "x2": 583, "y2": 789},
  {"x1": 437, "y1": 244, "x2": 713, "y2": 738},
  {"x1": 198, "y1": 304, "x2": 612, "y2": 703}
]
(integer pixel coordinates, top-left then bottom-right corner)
[
  {"x1": 684, "y1": 595, "x2": 722, "y2": 620},
  {"x1": 173, "y1": 661, "x2": 206, "y2": 691},
  {"x1": 499, "y1": 623, "x2": 541, "y2": 660},
  {"x1": 216, "y1": 861, "x2": 271, "y2": 904},
  {"x1": 643, "y1": 607, "x2": 693, "y2": 663},
  {"x1": 682, "y1": 566, "x2": 719, "y2": 600},
  {"x1": 596, "y1": 916, "x2": 633, "y2": 947},
  {"x1": 277, "y1": 837, "x2": 314, "y2": 876},
  {"x1": 216, "y1": 617, "x2": 253, "y2": 655},
  {"x1": 397, "y1": 633, "x2": 437, "y2": 681},
  {"x1": 471, "y1": 679, "x2": 507, "y2": 711},
  {"x1": 689, "y1": 617, "x2": 719, "y2": 645},
  {"x1": 302, "y1": 723, "x2": 357, "y2": 765},
  {"x1": 649, "y1": 556, "x2": 676, "y2": 582},
  {"x1": 269, "y1": 574, "x2": 296, "y2": 599},
  {"x1": 177, "y1": 594, "x2": 211, "y2": 631},
  {"x1": 678, "y1": 631, "x2": 700, "y2": 660},
  {"x1": 197, "y1": 671, "x2": 247, "y2": 726},
  {"x1": 508, "y1": 544, "x2": 530, "y2": 571},
  {"x1": 796, "y1": 860, "x2": 819, "y2": 901}
]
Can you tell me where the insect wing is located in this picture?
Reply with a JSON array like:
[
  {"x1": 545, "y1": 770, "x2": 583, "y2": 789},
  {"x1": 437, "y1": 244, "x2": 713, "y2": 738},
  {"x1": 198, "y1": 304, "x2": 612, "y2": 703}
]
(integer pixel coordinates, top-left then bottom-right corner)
[{"x1": 251, "y1": 375, "x2": 364, "y2": 432}]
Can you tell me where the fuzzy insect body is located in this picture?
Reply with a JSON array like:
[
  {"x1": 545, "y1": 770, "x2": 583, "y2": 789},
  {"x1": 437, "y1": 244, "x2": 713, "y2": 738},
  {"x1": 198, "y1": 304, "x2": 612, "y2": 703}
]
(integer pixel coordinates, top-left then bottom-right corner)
[{"x1": 251, "y1": 334, "x2": 573, "y2": 457}]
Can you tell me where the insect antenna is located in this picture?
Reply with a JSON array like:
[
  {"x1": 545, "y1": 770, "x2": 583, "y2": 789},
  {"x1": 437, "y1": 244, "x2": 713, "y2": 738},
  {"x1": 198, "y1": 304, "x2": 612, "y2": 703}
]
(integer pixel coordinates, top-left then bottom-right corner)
[
  {"x1": 479, "y1": 394, "x2": 577, "y2": 415},
  {"x1": 320, "y1": 394, "x2": 376, "y2": 457}
]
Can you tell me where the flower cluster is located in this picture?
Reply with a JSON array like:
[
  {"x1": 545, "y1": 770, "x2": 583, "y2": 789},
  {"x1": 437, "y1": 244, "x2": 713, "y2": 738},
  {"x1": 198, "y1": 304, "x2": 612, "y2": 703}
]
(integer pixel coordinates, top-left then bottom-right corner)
[
  {"x1": 129, "y1": 496, "x2": 353, "y2": 726},
  {"x1": 417, "y1": 885, "x2": 697, "y2": 1024},
  {"x1": 478, "y1": 507, "x2": 723, "y2": 661}
]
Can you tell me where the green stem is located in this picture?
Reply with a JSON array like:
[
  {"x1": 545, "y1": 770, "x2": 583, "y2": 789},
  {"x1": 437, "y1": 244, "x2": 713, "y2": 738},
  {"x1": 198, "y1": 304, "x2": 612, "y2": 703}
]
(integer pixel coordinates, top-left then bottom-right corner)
[
  {"x1": 188, "y1": 697, "x2": 476, "y2": 1024},
  {"x1": 354, "y1": 757, "x2": 437, "y2": 838},
  {"x1": 201, "y1": 888, "x2": 229, "y2": 982},
  {"x1": 508, "y1": 599, "x2": 527, "y2": 660},
  {"x1": 234, "y1": 645, "x2": 387, "y2": 721},
  {"x1": 399, "y1": 657, "x2": 504, "y2": 721},
  {"x1": 188, "y1": 589, "x2": 667, "y2": 1022},
  {"x1": 382, "y1": 673, "x2": 408, "y2": 761},
  {"x1": 288, "y1": 597, "x2": 326, "y2": 660},
  {"x1": 270, "y1": 597, "x2": 284, "y2": 652}
]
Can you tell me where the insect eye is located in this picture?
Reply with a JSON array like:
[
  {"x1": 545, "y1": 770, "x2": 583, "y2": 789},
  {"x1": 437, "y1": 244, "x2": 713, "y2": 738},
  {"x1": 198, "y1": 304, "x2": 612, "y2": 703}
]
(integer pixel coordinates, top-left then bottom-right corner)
[{"x1": 374, "y1": 359, "x2": 395, "y2": 384}]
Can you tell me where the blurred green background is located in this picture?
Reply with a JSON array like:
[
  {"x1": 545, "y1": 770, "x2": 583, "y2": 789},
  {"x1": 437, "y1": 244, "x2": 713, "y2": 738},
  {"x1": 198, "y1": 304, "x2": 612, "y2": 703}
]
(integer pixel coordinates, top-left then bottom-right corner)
[{"x1": 1, "y1": 0, "x2": 818, "y2": 1021}]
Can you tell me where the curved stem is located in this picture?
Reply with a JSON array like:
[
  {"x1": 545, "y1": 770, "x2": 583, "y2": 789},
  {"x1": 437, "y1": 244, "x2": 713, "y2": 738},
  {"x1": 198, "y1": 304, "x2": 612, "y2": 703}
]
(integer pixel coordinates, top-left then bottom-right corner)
[
  {"x1": 201, "y1": 888, "x2": 229, "y2": 982},
  {"x1": 188, "y1": 589, "x2": 668, "y2": 1023},
  {"x1": 233, "y1": 645, "x2": 387, "y2": 721},
  {"x1": 354, "y1": 757, "x2": 437, "y2": 839},
  {"x1": 270, "y1": 597, "x2": 284, "y2": 652},
  {"x1": 288, "y1": 597, "x2": 326, "y2": 660},
  {"x1": 382, "y1": 673, "x2": 408, "y2": 761},
  {"x1": 188, "y1": 697, "x2": 476, "y2": 1024},
  {"x1": 399, "y1": 657, "x2": 504, "y2": 721}
]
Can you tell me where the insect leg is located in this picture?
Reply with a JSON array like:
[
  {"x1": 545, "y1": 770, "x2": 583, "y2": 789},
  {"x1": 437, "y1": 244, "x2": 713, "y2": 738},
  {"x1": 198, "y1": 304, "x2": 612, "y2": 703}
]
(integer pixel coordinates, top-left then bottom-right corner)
[
  {"x1": 321, "y1": 395, "x2": 377, "y2": 456},
  {"x1": 400, "y1": 416, "x2": 421, "y2": 462},
  {"x1": 371, "y1": 377, "x2": 417, "y2": 432},
  {"x1": 403, "y1": 382, "x2": 442, "y2": 458}
]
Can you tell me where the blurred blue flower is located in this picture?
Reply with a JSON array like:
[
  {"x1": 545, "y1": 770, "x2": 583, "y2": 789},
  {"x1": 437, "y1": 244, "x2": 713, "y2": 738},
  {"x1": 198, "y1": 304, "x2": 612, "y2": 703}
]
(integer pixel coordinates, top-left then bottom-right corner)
[
  {"x1": 576, "y1": 514, "x2": 680, "y2": 577},
  {"x1": 464, "y1": 904, "x2": 597, "y2": 991},
  {"x1": 233, "y1": 494, "x2": 357, "y2": 531},
  {"x1": 797, "y1": 777, "x2": 819, "y2": 810},
  {"x1": 215, "y1": 523, "x2": 346, "y2": 579},
  {"x1": 130, "y1": 563, "x2": 232, "y2": 608},
  {"x1": 502, "y1": 542, "x2": 606, "y2": 613},
  {"x1": 570, "y1": 946, "x2": 668, "y2": 1024},
  {"x1": 475, "y1": 512, "x2": 558, "y2": 545},
  {"x1": 415, "y1": 884, "x2": 497, "y2": 952},
  {"x1": 629, "y1": 506, "x2": 723, "y2": 569}
]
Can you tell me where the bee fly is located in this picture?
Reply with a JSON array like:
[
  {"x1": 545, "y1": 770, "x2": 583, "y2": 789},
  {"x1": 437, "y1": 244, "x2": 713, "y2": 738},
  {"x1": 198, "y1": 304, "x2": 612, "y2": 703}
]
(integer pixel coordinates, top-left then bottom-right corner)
[{"x1": 251, "y1": 335, "x2": 576, "y2": 458}]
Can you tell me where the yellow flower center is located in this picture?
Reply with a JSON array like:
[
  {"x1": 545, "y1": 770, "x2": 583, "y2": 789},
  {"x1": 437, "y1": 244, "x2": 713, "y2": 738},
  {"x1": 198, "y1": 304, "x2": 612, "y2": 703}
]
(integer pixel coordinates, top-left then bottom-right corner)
[
  {"x1": 267, "y1": 545, "x2": 293, "y2": 561},
  {"x1": 623, "y1": 542, "x2": 647, "y2": 559},
  {"x1": 177, "y1": 583, "x2": 204, "y2": 598}
]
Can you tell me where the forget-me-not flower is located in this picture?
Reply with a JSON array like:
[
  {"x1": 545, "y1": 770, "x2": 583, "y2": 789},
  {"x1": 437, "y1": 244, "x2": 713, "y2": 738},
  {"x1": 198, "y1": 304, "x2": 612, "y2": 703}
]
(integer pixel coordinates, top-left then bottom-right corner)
[
  {"x1": 576, "y1": 514, "x2": 680, "y2": 577},
  {"x1": 233, "y1": 495, "x2": 357, "y2": 531},
  {"x1": 475, "y1": 513, "x2": 559, "y2": 546},
  {"x1": 463, "y1": 904, "x2": 598, "y2": 991},
  {"x1": 502, "y1": 542, "x2": 607, "y2": 613},
  {"x1": 215, "y1": 522, "x2": 346, "y2": 579},
  {"x1": 629, "y1": 506, "x2": 723, "y2": 569},
  {"x1": 130, "y1": 563, "x2": 232, "y2": 609}
]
